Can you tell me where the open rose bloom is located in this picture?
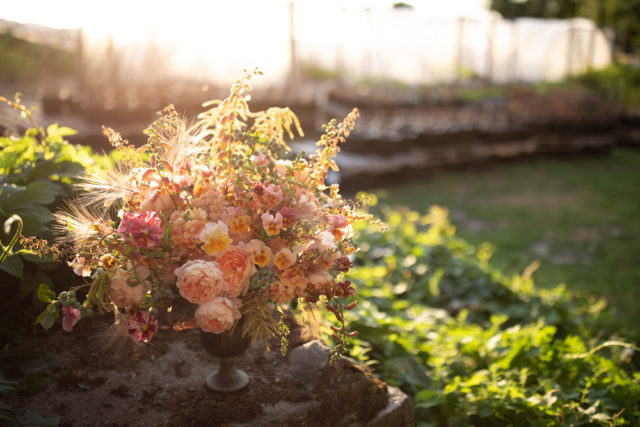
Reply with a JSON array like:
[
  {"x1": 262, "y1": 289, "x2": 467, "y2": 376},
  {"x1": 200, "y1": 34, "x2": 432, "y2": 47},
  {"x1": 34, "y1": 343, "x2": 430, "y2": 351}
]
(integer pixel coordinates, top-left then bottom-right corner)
[{"x1": 53, "y1": 73, "x2": 366, "y2": 356}]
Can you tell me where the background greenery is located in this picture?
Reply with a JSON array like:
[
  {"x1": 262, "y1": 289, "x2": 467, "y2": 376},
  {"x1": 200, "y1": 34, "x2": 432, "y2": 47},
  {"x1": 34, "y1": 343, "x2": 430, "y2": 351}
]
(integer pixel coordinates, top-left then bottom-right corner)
[
  {"x1": 490, "y1": 0, "x2": 640, "y2": 53},
  {"x1": 371, "y1": 148, "x2": 640, "y2": 339},
  {"x1": 344, "y1": 205, "x2": 639, "y2": 426}
]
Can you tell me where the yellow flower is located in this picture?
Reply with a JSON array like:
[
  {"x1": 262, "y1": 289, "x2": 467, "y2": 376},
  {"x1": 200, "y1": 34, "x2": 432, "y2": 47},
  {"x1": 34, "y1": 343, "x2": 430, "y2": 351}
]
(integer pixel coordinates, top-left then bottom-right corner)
[
  {"x1": 198, "y1": 221, "x2": 232, "y2": 256},
  {"x1": 247, "y1": 239, "x2": 272, "y2": 268},
  {"x1": 229, "y1": 215, "x2": 251, "y2": 234},
  {"x1": 274, "y1": 248, "x2": 296, "y2": 270}
]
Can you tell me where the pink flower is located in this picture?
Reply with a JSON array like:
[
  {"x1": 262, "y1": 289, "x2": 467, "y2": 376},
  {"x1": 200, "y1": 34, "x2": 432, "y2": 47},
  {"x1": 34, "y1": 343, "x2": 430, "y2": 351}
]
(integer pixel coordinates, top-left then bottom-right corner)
[
  {"x1": 127, "y1": 310, "x2": 158, "y2": 342},
  {"x1": 141, "y1": 191, "x2": 175, "y2": 213},
  {"x1": 195, "y1": 297, "x2": 241, "y2": 334},
  {"x1": 118, "y1": 211, "x2": 164, "y2": 249},
  {"x1": 278, "y1": 265, "x2": 308, "y2": 298},
  {"x1": 69, "y1": 255, "x2": 91, "y2": 277},
  {"x1": 274, "y1": 160, "x2": 292, "y2": 177},
  {"x1": 307, "y1": 266, "x2": 333, "y2": 290},
  {"x1": 261, "y1": 212, "x2": 283, "y2": 236},
  {"x1": 62, "y1": 306, "x2": 81, "y2": 332},
  {"x1": 110, "y1": 265, "x2": 150, "y2": 308},
  {"x1": 311, "y1": 231, "x2": 336, "y2": 251},
  {"x1": 218, "y1": 246, "x2": 255, "y2": 297},
  {"x1": 251, "y1": 153, "x2": 269, "y2": 167},
  {"x1": 269, "y1": 281, "x2": 296, "y2": 304},
  {"x1": 278, "y1": 207, "x2": 296, "y2": 229},
  {"x1": 293, "y1": 192, "x2": 318, "y2": 218},
  {"x1": 329, "y1": 215, "x2": 353, "y2": 241},
  {"x1": 263, "y1": 184, "x2": 283, "y2": 209},
  {"x1": 175, "y1": 260, "x2": 224, "y2": 304}
]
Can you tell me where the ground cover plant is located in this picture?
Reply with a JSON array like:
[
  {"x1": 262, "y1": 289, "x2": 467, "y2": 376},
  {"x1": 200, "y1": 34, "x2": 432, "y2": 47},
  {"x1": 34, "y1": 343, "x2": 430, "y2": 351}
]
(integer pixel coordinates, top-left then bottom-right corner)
[
  {"x1": 371, "y1": 148, "x2": 640, "y2": 340},
  {"x1": 345, "y1": 205, "x2": 640, "y2": 425}
]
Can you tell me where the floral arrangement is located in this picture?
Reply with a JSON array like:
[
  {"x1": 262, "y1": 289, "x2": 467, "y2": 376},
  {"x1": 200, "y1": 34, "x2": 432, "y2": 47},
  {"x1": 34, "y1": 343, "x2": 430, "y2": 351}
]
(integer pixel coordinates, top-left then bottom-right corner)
[{"x1": 47, "y1": 72, "x2": 368, "y2": 360}]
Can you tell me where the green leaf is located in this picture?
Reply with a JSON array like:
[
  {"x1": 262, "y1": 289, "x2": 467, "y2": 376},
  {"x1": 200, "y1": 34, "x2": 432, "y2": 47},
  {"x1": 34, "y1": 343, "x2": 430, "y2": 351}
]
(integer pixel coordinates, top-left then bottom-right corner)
[
  {"x1": 37, "y1": 283, "x2": 56, "y2": 304},
  {"x1": 0, "y1": 254, "x2": 24, "y2": 278},
  {"x1": 7, "y1": 180, "x2": 62, "y2": 208},
  {"x1": 46, "y1": 123, "x2": 77, "y2": 143},
  {"x1": 35, "y1": 309, "x2": 55, "y2": 330}
]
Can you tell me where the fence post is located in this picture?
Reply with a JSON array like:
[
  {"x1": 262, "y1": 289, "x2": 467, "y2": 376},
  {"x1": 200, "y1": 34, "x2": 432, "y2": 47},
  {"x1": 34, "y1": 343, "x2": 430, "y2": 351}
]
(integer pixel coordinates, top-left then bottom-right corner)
[
  {"x1": 566, "y1": 23, "x2": 574, "y2": 78},
  {"x1": 487, "y1": 17, "x2": 496, "y2": 83},
  {"x1": 288, "y1": 1, "x2": 298, "y2": 87},
  {"x1": 454, "y1": 17, "x2": 464, "y2": 84}
]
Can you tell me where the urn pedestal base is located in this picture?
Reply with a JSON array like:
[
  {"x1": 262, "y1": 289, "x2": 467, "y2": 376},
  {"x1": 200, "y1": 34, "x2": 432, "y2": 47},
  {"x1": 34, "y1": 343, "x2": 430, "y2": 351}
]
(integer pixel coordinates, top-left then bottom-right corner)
[{"x1": 205, "y1": 357, "x2": 249, "y2": 392}]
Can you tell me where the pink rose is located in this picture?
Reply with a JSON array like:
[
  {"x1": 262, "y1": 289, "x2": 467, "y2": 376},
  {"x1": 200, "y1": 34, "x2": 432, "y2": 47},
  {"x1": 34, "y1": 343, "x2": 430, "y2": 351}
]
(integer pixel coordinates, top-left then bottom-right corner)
[
  {"x1": 62, "y1": 306, "x2": 81, "y2": 332},
  {"x1": 127, "y1": 310, "x2": 158, "y2": 342},
  {"x1": 118, "y1": 211, "x2": 164, "y2": 249},
  {"x1": 218, "y1": 246, "x2": 255, "y2": 297},
  {"x1": 195, "y1": 297, "x2": 242, "y2": 334},
  {"x1": 175, "y1": 260, "x2": 224, "y2": 304},
  {"x1": 110, "y1": 265, "x2": 150, "y2": 308}
]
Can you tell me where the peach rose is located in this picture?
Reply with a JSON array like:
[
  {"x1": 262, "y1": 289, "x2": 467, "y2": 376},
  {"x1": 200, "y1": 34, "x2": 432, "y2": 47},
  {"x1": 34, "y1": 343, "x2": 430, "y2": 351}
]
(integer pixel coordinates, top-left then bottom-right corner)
[
  {"x1": 175, "y1": 260, "x2": 223, "y2": 304},
  {"x1": 218, "y1": 246, "x2": 255, "y2": 297},
  {"x1": 110, "y1": 265, "x2": 151, "y2": 308},
  {"x1": 195, "y1": 297, "x2": 242, "y2": 334}
]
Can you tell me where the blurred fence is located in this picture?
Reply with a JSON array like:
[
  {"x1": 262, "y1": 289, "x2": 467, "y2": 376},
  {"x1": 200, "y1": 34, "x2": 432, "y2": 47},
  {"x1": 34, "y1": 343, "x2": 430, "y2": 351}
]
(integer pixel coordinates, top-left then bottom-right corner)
[
  {"x1": 1, "y1": 2, "x2": 614, "y2": 90},
  {"x1": 293, "y1": 7, "x2": 613, "y2": 85}
]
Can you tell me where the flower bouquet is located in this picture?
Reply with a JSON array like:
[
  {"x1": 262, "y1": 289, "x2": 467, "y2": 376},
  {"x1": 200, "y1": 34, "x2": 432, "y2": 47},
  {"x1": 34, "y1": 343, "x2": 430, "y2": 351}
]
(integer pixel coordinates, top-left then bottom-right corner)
[{"x1": 47, "y1": 72, "x2": 368, "y2": 362}]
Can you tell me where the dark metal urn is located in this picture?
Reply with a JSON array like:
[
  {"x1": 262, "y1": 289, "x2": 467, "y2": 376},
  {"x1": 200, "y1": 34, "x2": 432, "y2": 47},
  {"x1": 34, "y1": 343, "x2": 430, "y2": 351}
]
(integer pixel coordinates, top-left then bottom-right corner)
[{"x1": 200, "y1": 318, "x2": 252, "y2": 392}]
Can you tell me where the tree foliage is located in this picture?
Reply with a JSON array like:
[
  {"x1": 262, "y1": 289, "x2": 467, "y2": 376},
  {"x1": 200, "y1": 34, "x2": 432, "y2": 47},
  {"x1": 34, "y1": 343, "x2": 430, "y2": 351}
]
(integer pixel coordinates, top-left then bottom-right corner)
[{"x1": 491, "y1": 0, "x2": 640, "y2": 53}]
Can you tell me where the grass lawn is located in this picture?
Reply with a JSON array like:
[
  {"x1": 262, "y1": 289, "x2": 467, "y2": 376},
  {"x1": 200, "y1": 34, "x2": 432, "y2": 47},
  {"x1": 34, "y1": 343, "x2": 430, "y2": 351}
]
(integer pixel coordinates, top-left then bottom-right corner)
[{"x1": 371, "y1": 147, "x2": 640, "y2": 337}]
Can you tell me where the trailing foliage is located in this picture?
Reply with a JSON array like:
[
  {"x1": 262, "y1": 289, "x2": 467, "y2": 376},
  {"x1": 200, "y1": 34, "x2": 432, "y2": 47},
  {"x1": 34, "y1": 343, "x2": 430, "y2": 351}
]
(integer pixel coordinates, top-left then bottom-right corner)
[{"x1": 345, "y1": 206, "x2": 640, "y2": 426}]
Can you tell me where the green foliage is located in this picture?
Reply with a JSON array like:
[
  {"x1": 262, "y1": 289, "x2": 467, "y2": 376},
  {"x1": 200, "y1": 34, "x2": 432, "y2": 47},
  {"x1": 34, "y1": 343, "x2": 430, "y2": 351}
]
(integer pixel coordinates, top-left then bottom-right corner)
[
  {"x1": 0, "y1": 32, "x2": 76, "y2": 83},
  {"x1": 574, "y1": 62, "x2": 640, "y2": 109},
  {"x1": 0, "y1": 105, "x2": 110, "y2": 344},
  {"x1": 345, "y1": 206, "x2": 639, "y2": 425},
  {"x1": 491, "y1": 0, "x2": 640, "y2": 53},
  {"x1": 372, "y1": 147, "x2": 640, "y2": 343}
]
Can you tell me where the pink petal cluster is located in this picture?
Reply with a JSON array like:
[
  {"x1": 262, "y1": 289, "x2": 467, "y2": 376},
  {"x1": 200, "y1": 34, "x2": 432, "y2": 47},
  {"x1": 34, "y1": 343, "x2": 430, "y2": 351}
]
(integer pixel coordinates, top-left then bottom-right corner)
[
  {"x1": 62, "y1": 306, "x2": 81, "y2": 332},
  {"x1": 127, "y1": 310, "x2": 158, "y2": 342},
  {"x1": 118, "y1": 211, "x2": 164, "y2": 249}
]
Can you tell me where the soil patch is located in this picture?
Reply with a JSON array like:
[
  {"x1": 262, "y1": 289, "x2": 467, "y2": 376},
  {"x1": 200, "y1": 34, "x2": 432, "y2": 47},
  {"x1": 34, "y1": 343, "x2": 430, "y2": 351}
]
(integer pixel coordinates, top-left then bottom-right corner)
[{"x1": 5, "y1": 311, "x2": 388, "y2": 426}]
